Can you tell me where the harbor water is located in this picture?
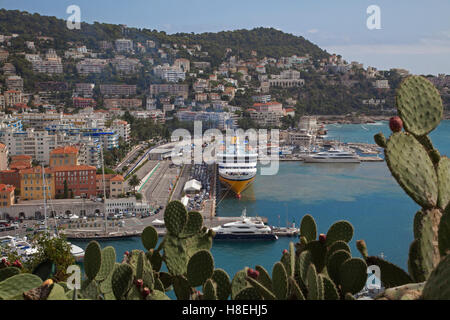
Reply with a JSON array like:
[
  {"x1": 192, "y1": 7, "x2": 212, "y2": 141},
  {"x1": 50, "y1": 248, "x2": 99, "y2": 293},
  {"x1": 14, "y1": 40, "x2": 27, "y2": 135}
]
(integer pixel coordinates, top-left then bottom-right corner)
[{"x1": 73, "y1": 120, "x2": 450, "y2": 279}]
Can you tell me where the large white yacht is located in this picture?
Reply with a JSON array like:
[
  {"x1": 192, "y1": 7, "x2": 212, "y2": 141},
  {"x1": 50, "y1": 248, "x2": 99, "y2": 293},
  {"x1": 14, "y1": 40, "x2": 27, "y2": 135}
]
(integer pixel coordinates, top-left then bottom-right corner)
[
  {"x1": 217, "y1": 136, "x2": 258, "y2": 196},
  {"x1": 302, "y1": 148, "x2": 361, "y2": 163},
  {"x1": 212, "y1": 209, "x2": 278, "y2": 240}
]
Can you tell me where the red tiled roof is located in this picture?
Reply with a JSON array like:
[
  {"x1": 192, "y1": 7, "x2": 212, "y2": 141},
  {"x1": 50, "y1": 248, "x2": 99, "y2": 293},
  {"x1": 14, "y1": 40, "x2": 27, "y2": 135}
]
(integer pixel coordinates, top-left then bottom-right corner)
[
  {"x1": 52, "y1": 165, "x2": 96, "y2": 172},
  {"x1": 0, "y1": 184, "x2": 15, "y2": 193},
  {"x1": 50, "y1": 146, "x2": 79, "y2": 154}
]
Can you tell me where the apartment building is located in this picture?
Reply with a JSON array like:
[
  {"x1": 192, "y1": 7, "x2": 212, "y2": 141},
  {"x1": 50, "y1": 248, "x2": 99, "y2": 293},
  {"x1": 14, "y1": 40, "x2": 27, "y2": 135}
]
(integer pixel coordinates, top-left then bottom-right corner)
[
  {"x1": 20, "y1": 167, "x2": 55, "y2": 201},
  {"x1": 104, "y1": 99, "x2": 142, "y2": 109},
  {"x1": 0, "y1": 184, "x2": 15, "y2": 207},
  {"x1": 115, "y1": 39, "x2": 133, "y2": 52},
  {"x1": 100, "y1": 84, "x2": 137, "y2": 97},
  {"x1": 4, "y1": 90, "x2": 25, "y2": 107},
  {"x1": 0, "y1": 143, "x2": 7, "y2": 171},
  {"x1": 96, "y1": 174, "x2": 125, "y2": 198},
  {"x1": 53, "y1": 165, "x2": 97, "y2": 199},
  {"x1": 49, "y1": 146, "x2": 80, "y2": 168},
  {"x1": 111, "y1": 120, "x2": 131, "y2": 143},
  {"x1": 153, "y1": 64, "x2": 186, "y2": 82},
  {"x1": 76, "y1": 59, "x2": 108, "y2": 74},
  {"x1": 149, "y1": 84, "x2": 189, "y2": 99},
  {"x1": 73, "y1": 97, "x2": 96, "y2": 109},
  {"x1": 174, "y1": 58, "x2": 190, "y2": 72},
  {"x1": 75, "y1": 83, "x2": 95, "y2": 97},
  {"x1": 249, "y1": 102, "x2": 284, "y2": 127},
  {"x1": 110, "y1": 57, "x2": 141, "y2": 74},
  {"x1": 6, "y1": 76, "x2": 24, "y2": 91}
]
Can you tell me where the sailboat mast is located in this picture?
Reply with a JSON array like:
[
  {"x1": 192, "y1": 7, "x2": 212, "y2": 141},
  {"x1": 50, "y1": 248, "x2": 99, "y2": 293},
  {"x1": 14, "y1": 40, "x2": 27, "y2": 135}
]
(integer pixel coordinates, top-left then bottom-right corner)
[
  {"x1": 41, "y1": 165, "x2": 48, "y2": 232},
  {"x1": 100, "y1": 141, "x2": 107, "y2": 234}
]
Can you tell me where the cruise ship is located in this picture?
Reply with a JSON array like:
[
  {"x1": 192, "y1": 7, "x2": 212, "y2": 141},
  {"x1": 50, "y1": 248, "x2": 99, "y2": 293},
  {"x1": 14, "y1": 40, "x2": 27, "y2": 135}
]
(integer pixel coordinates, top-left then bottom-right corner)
[
  {"x1": 302, "y1": 148, "x2": 361, "y2": 163},
  {"x1": 212, "y1": 209, "x2": 278, "y2": 240},
  {"x1": 217, "y1": 136, "x2": 257, "y2": 196}
]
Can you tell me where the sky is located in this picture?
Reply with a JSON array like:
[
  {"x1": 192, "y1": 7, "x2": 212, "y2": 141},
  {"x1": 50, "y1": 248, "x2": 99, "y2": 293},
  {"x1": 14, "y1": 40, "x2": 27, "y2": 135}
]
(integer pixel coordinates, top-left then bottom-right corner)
[{"x1": 1, "y1": 0, "x2": 450, "y2": 75}]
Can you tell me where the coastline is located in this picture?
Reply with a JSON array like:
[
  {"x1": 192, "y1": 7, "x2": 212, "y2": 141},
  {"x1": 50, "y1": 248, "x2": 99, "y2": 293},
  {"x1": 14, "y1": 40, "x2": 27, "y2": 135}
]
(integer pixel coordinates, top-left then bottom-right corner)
[{"x1": 316, "y1": 112, "x2": 450, "y2": 125}]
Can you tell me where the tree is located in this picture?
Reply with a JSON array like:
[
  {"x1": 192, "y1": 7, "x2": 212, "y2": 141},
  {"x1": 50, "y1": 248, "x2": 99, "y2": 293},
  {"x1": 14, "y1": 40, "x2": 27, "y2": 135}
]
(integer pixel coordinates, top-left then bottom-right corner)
[
  {"x1": 63, "y1": 180, "x2": 68, "y2": 199},
  {"x1": 128, "y1": 174, "x2": 141, "y2": 193}
]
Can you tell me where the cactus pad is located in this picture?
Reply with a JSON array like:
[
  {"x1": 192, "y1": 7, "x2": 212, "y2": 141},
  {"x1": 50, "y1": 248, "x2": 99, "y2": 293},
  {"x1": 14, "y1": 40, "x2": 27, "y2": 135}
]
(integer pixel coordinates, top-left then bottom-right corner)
[
  {"x1": 234, "y1": 287, "x2": 261, "y2": 300},
  {"x1": 255, "y1": 265, "x2": 273, "y2": 292},
  {"x1": 422, "y1": 254, "x2": 450, "y2": 300},
  {"x1": 385, "y1": 132, "x2": 438, "y2": 208},
  {"x1": 212, "y1": 269, "x2": 231, "y2": 300},
  {"x1": 321, "y1": 275, "x2": 339, "y2": 300},
  {"x1": 437, "y1": 156, "x2": 450, "y2": 210},
  {"x1": 305, "y1": 240, "x2": 327, "y2": 272},
  {"x1": 203, "y1": 279, "x2": 217, "y2": 300},
  {"x1": 300, "y1": 214, "x2": 317, "y2": 242},
  {"x1": 374, "y1": 132, "x2": 387, "y2": 148},
  {"x1": 272, "y1": 262, "x2": 288, "y2": 300},
  {"x1": 173, "y1": 275, "x2": 191, "y2": 300},
  {"x1": 327, "y1": 249, "x2": 351, "y2": 286},
  {"x1": 164, "y1": 200, "x2": 188, "y2": 236},
  {"x1": 396, "y1": 75, "x2": 443, "y2": 136},
  {"x1": 325, "y1": 240, "x2": 351, "y2": 263},
  {"x1": 288, "y1": 276, "x2": 305, "y2": 300},
  {"x1": 47, "y1": 283, "x2": 67, "y2": 300},
  {"x1": 181, "y1": 211, "x2": 203, "y2": 236},
  {"x1": 326, "y1": 221, "x2": 353, "y2": 245},
  {"x1": 306, "y1": 264, "x2": 320, "y2": 300},
  {"x1": 0, "y1": 267, "x2": 20, "y2": 282},
  {"x1": 111, "y1": 264, "x2": 133, "y2": 300},
  {"x1": 84, "y1": 241, "x2": 102, "y2": 280},
  {"x1": 298, "y1": 250, "x2": 313, "y2": 285},
  {"x1": 141, "y1": 226, "x2": 158, "y2": 250},
  {"x1": 231, "y1": 269, "x2": 249, "y2": 300},
  {"x1": 339, "y1": 258, "x2": 367, "y2": 294},
  {"x1": 187, "y1": 250, "x2": 214, "y2": 287},
  {"x1": 0, "y1": 274, "x2": 42, "y2": 300},
  {"x1": 246, "y1": 276, "x2": 276, "y2": 300},
  {"x1": 438, "y1": 208, "x2": 450, "y2": 257},
  {"x1": 96, "y1": 246, "x2": 116, "y2": 282}
]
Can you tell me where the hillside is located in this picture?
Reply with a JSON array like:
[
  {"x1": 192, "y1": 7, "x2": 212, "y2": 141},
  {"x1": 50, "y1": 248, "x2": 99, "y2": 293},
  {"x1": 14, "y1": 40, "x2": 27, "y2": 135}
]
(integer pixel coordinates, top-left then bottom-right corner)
[{"x1": 0, "y1": 9, "x2": 329, "y2": 65}]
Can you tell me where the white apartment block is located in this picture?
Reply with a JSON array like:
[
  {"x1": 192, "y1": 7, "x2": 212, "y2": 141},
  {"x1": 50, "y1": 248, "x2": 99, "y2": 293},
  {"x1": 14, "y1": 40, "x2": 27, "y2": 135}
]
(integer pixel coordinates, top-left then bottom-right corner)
[
  {"x1": 111, "y1": 120, "x2": 131, "y2": 143},
  {"x1": 115, "y1": 39, "x2": 133, "y2": 52},
  {"x1": 153, "y1": 64, "x2": 186, "y2": 82},
  {"x1": 76, "y1": 59, "x2": 108, "y2": 74}
]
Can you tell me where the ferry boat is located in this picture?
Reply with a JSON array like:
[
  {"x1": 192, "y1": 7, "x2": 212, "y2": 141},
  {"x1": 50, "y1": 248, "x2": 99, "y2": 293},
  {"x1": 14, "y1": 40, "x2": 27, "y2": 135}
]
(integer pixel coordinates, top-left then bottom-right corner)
[
  {"x1": 217, "y1": 136, "x2": 257, "y2": 196},
  {"x1": 302, "y1": 148, "x2": 361, "y2": 163},
  {"x1": 211, "y1": 209, "x2": 278, "y2": 241}
]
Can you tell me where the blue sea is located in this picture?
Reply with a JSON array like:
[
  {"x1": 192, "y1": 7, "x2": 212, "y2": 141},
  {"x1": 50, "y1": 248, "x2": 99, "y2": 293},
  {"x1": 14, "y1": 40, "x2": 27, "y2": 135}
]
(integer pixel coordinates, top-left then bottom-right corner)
[{"x1": 73, "y1": 120, "x2": 450, "y2": 279}]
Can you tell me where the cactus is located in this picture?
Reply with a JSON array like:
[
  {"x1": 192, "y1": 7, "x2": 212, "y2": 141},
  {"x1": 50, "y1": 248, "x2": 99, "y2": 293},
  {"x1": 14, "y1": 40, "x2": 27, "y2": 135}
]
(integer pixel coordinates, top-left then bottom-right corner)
[
  {"x1": 0, "y1": 274, "x2": 42, "y2": 300},
  {"x1": 32, "y1": 259, "x2": 55, "y2": 281},
  {"x1": 338, "y1": 258, "x2": 368, "y2": 295},
  {"x1": 395, "y1": 75, "x2": 443, "y2": 136},
  {"x1": 438, "y1": 208, "x2": 450, "y2": 257},
  {"x1": 95, "y1": 246, "x2": 116, "y2": 282},
  {"x1": 164, "y1": 200, "x2": 188, "y2": 236},
  {"x1": 300, "y1": 214, "x2": 317, "y2": 242},
  {"x1": 203, "y1": 279, "x2": 217, "y2": 300},
  {"x1": 366, "y1": 256, "x2": 413, "y2": 288},
  {"x1": 186, "y1": 250, "x2": 214, "y2": 287},
  {"x1": 325, "y1": 220, "x2": 354, "y2": 245},
  {"x1": 321, "y1": 275, "x2": 339, "y2": 300},
  {"x1": 141, "y1": 226, "x2": 158, "y2": 250},
  {"x1": 211, "y1": 269, "x2": 231, "y2": 300},
  {"x1": 0, "y1": 267, "x2": 20, "y2": 282},
  {"x1": 84, "y1": 241, "x2": 102, "y2": 280},
  {"x1": 111, "y1": 264, "x2": 133, "y2": 300},
  {"x1": 326, "y1": 249, "x2": 351, "y2": 286},
  {"x1": 306, "y1": 264, "x2": 321, "y2": 300},
  {"x1": 422, "y1": 254, "x2": 450, "y2": 299},
  {"x1": 384, "y1": 132, "x2": 438, "y2": 209},
  {"x1": 234, "y1": 287, "x2": 261, "y2": 300},
  {"x1": 437, "y1": 157, "x2": 450, "y2": 210},
  {"x1": 47, "y1": 283, "x2": 68, "y2": 300},
  {"x1": 374, "y1": 132, "x2": 387, "y2": 148},
  {"x1": 271, "y1": 262, "x2": 288, "y2": 300}
]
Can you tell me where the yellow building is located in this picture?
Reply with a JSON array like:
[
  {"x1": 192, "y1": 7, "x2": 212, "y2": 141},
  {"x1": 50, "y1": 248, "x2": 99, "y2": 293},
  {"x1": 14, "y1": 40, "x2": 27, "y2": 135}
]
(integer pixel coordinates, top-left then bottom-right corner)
[
  {"x1": 49, "y1": 146, "x2": 79, "y2": 168},
  {"x1": 19, "y1": 167, "x2": 55, "y2": 201},
  {"x1": 0, "y1": 184, "x2": 15, "y2": 207},
  {"x1": 96, "y1": 174, "x2": 125, "y2": 198}
]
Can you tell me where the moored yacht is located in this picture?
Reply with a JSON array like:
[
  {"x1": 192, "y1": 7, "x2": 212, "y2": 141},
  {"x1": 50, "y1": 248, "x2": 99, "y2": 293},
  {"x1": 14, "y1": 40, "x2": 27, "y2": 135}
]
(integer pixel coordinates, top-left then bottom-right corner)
[
  {"x1": 212, "y1": 209, "x2": 277, "y2": 241},
  {"x1": 302, "y1": 148, "x2": 360, "y2": 163}
]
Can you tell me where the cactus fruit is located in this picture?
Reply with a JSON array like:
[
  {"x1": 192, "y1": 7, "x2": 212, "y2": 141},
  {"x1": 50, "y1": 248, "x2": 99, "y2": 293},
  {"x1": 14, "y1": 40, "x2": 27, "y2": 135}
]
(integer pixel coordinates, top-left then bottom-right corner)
[
  {"x1": 374, "y1": 132, "x2": 387, "y2": 148},
  {"x1": 0, "y1": 274, "x2": 42, "y2": 300},
  {"x1": 141, "y1": 226, "x2": 158, "y2": 250},
  {"x1": 164, "y1": 200, "x2": 188, "y2": 236},
  {"x1": 111, "y1": 264, "x2": 133, "y2": 300},
  {"x1": 300, "y1": 214, "x2": 317, "y2": 242},
  {"x1": 271, "y1": 262, "x2": 288, "y2": 300},
  {"x1": 84, "y1": 241, "x2": 102, "y2": 280},
  {"x1": 186, "y1": 250, "x2": 214, "y2": 287},
  {"x1": 389, "y1": 116, "x2": 403, "y2": 133},
  {"x1": 356, "y1": 240, "x2": 368, "y2": 260},
  {"x1": 318, "y1": 234, "x2": 326, "y2": 244},
  {"x1": 437, "y1": 157, "x2": 450, "y2": 210},
  {"x1": 211, "y1": 269, "x2": 231, "y2": 300},
  {"x1": 395, "y1": 75, "x2": 443, "y2": 136},
  {"x1": 438, "y1": 208, "x2": 450, "y2": 257},
  {"x1": 338, "y1": 258, "x2": 367, "y2": 294},
  {"x1": 325, "y1": 220, "x2": 354, "y2": 245},
  {"x1": 247, "y1": 268, "x2": 259, "y2": 280},
  {"x1": 385, "y1": 132, "x2": 438, "y2": 208}
]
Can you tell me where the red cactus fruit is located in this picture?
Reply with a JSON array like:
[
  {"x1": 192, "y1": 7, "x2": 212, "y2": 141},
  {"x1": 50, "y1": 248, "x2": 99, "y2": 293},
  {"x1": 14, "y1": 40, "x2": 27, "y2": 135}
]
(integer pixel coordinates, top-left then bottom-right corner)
[
  {"x1": 389, "y1": 116, "x2": 403, "y2": 132},
  {"x1": 124, "y1": 251, "x2": 130, "y2": 256},
  {"x1": 142, "y1": 287, "x2": 150, "y2": 298},
  {"x1": 283, "y1": 249, "x2": 288, "y2": 255},
  {"x1": 136, "y1": 279, "x2": 144, "y2": 288},
  {"x1": 247, "y1": 268, "x2": 259, "y2": 279},
  {"x1": 319, "y1": 234, "x2": 327, "y2": 244}
]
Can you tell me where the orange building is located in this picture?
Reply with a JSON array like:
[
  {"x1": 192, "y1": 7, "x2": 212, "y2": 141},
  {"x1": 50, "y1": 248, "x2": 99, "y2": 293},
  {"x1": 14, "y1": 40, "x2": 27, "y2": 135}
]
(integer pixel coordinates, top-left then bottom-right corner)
[
  {"x1": 53, "y1": 165, "x2": 97, "y2": 198},
  {"x1": 96, "y1": 174, "x2": 125, "y2": 198},
  {"x1": 19, "y1": 167, "x2": 55, "y2": 201},
  {"x1": 50, "y1": 146, "x2": 79, "y2": 168},
  {"x1": 0, "y1": 184, "x2": 15, "y2": 207}
]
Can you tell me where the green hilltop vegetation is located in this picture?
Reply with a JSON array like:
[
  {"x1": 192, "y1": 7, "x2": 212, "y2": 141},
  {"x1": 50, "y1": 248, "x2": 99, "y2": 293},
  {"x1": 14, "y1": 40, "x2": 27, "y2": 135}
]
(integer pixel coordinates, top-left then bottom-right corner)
[{"x1": 0, "y1": 9, "x2": 328, "y2": 66}]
